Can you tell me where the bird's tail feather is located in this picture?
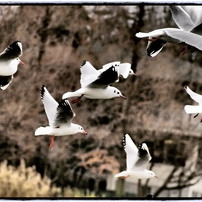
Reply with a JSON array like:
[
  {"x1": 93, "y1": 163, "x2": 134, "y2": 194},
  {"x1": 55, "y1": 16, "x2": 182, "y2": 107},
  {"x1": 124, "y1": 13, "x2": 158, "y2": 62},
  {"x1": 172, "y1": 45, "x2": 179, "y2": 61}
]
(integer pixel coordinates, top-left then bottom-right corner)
[
  {"x1": 184, "y1": 105, "x2": 202, "y2": 114},
  {"x1": 62, "y1": 91, "x2": 83, "y2": 100},
  {"x1": 35, "y1": 126, "x2": 52, "y2": 136},
  {"x1": 114, "y1": 171, "x2": 128, "y2": 178}
]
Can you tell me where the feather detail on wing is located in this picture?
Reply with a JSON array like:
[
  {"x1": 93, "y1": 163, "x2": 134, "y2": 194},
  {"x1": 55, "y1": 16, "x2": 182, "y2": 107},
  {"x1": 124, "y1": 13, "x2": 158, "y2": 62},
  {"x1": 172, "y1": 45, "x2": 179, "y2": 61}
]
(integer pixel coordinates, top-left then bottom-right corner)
[
  {"x1": 41, "y1": 85, "x2": 58, "y2": 127},
  {"x1": 135, "y1": 143, "x2": 152, "y2": 170},
  {"x1": 89, "y1": 65, "x2": 118, "y2": 88},
  {"x1": 123, "y1": 134, "x2": 138, "y2": 171},
  {"x1": 55, "y1": 99, "x2": 75, "y2": 126},
  {"x1": 80, "y1": 60, "x2": 100, "y2": 87},
  {"x1": 169, "y1": 6, "x2": 195, "y2": 31},
  {"x1": 165, "y1": 29, "x2": 202, "y2": 50}
]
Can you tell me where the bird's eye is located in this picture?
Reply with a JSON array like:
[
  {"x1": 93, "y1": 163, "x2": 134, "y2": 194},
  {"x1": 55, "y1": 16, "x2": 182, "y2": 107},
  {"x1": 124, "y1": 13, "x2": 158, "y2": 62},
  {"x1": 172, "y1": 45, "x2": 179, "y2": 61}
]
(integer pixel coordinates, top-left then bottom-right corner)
[
  {"x1": 114, "y1": 90, "x2": 116, "y2": 93},
  {"x1": 117, "y1": 92, "x2": 120, "y2": 94}
]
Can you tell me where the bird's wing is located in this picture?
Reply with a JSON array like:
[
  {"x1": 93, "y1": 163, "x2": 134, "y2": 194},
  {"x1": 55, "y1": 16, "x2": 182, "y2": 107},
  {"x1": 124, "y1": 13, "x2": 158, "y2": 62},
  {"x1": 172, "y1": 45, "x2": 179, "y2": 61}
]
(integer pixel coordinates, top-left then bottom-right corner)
[
  {"x1": 0, "y1": 75, "x2": 13, "y2": 90},
  {"x1": 89, "y1": 65, "x2": 118, "y2": 88},
  {"x1": 184, "y1": 86, "x2": 202, "y2": 104},
  {"x1": 102, "y1": 61, "x2": 120, "y2": 70},
  {"x1": 134, "y1": 143, "x2": 152, "y2": 170},
  {"x1": 169, "y1": 6, "x2": 195, "y2": 31},
  {"x1": 146, "y1": 39, "x2": 167, "y2": 57},
  {"x1": 40, "y1": 86, "x2": 58, "y2": 127},
  {"x1": 123, "y1": 134, "x2": 139, "y2": 171},
  {"x1": 184, "y1": 105, "x2": 202, "y2": 114},
  {"x1": 80, "y1": 60, "x2": 100, "y2": 87},
  {"x1": 55, "y1": 99, "x2": 75, "y2": 126},
  {"x1": 165, "y1": 28, "x2": 202, "y2": 50},
  {"x1": 182, "y1": 6, "x2": 202, "y2": 27},
  {"x1": 0, "y1": 41, "x2": 22, "y2": 60}
]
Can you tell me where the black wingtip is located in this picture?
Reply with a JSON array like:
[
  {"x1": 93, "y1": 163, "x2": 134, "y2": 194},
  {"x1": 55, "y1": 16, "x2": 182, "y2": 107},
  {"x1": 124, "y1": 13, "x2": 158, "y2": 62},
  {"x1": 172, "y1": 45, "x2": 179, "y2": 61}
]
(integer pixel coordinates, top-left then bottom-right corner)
[
  {"x1": 8, "y1": 41, "x2": 22, "y2": 51},
  {"x1": 58, "y1": 99, "x2": 70, "y2": 108},
  {"x1": 146, "y1": 194, "x2": 155, "y2": 199},
  {"x1": 40, "y1": 85, "x2": 46, "y2": 100},
  {"x1": 81, "y1": 60, "x2": 87, "y2": 66},
  {"x1": 138, "y1": 143, "x2": 143, "y2": 150},
  {"x1": 123, "y1": 134, "x2": 127, "y2": 148},
  {"x1": 138, "y1": 143, "x2": 148, "y2": 158}
]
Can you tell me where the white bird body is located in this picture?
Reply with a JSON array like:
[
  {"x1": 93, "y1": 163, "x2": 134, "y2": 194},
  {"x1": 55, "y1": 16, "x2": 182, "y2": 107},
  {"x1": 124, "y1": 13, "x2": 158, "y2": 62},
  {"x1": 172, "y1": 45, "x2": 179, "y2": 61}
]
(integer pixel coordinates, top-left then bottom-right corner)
[
  {"x1": 35, "y1": 123, "x2": 84, "y2": 136},
  {"x1": 35, "y1": 86, "x2": 87, "y2": 148},
  {"x1": 62, "y1": 60, "x2": 126, "y2": 102},
  {"x1": 115, "y1": 169, "x2": 155, "y2": 179},
  {"x1": 114, "y1": 134, "x2": 156, "y2": 180},
  {"x1": 184, "y1": 86, "x2": 202, "y2": 114},
  {"x1": 63, "y1": 86, "x2": 122, "y2": 100},
  {"x1": 0, "y1": 59, "x2": 21, "y2": 76}
]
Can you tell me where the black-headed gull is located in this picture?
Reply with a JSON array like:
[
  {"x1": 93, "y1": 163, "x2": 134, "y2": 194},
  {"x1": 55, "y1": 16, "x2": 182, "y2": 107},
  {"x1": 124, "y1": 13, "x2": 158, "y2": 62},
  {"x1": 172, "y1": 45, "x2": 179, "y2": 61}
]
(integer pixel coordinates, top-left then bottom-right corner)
[
  {"x1": 184, "y1": 86, "x2": 202, "y2": 121},
  {"x1": 136, "y1": 6, "x2": 202, "y2": 57},
  {"x1": 62, "y1": 60, "x2": 126, "y2": 103},
  {"x1": 0, "y1": 41, "x2": 24, "y2": 90},
  {"x1": 35, "y1": 85, "x2": 87, "y2": 149},
  {"x1": 100, "y1": 61, "x2": 135, "y2": 81},
  {"x1": 115, "y1": 134, "x2": 157, "y2": 179}
]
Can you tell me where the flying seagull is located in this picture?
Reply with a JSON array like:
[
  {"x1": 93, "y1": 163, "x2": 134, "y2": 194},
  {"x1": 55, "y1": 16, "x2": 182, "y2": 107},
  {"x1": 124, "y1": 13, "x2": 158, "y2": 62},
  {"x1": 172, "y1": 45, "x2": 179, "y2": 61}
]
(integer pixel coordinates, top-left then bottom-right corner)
[
  {"x1": 136, "y1": 6, "x2": 202, "y2": 57},
  {"x1": 0, "y1": 41, "x2": 24, "y2": 90},
  {"x1": 35, "y1": 85, "x2": 87, "y2": 149},
  {"x1": 62, "y1": 60, "x2": 126, "y2": 103},
  {"x1": 115, "y1": 134, "x2": 157, "y2": 179}
]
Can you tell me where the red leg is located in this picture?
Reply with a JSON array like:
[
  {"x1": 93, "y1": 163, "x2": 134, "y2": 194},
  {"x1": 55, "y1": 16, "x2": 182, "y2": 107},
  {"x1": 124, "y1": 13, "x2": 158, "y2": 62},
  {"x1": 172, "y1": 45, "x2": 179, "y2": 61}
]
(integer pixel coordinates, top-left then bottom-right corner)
[
  {"x1": 49, "y1": 136, "x2": 55, "y2": 150},
  {"x1": 179, "y1": 47, "x2": 187, "y2": 54},
  {"x1": 178, "y1": 44, "x2": 188, "y2": 55},
  {"x1": 194, "y1": 113, "x2": 199, "y2": 118},
  {"x1": 71, "y1": 95, "x2": 84, "y2": 104},
  {"x1": 119, "y1": 175, "x2": 129, "y2": 179},
  {"x1": 147, "y1": 36, "x2": 160, "y2": 42}
]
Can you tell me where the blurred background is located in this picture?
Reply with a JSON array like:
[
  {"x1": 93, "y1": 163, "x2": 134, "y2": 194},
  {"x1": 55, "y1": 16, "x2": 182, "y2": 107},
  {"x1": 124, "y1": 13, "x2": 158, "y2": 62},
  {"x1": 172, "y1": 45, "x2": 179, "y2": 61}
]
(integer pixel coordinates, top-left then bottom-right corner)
[{"x1": 0, "y1": 5, "x2": 202, "y2": 197}]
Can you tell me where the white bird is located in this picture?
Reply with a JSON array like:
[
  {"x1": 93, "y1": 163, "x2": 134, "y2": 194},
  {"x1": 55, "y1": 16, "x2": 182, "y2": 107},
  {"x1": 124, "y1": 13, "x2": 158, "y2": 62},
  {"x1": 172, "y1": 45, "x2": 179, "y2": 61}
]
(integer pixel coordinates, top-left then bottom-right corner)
[
  {"x1": 100, "y1": 61, "x2": 135, "y2": 81},
  {"x1": 35, "y1": 85, "x2": 87, "y2": 149},
  {"x1": 62, "y1": 60, "x2": 126, "y2": 103},
  {"x1": 136, "y1": 6, "x2": 202, "y2": 57},
  {"x1": 0, "y1": 41, "x2": 24, "y2": 90},
  {"x1": 115, "y1": 134, "x2": 157, "y2": 179},
  {"x1": 184, "y1": 86, "x2": 202, "y2": 121}
]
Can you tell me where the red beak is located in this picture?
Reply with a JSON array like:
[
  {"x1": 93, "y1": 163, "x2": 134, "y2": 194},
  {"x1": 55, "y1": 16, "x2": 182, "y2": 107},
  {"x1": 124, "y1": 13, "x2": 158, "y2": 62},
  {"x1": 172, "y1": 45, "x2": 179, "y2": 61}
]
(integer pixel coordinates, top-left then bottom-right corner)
[
  {"x1": 82, "y1": 131, "x2": 88, "y2": 135},
  {"x1": 19, "y1": 59, "x2": 24, "y2": 65},
  {"x1": 121, "y1": 95, "x2": 126, "y2": 99}
]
